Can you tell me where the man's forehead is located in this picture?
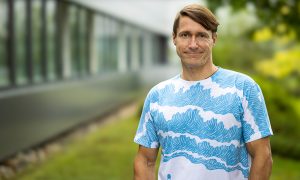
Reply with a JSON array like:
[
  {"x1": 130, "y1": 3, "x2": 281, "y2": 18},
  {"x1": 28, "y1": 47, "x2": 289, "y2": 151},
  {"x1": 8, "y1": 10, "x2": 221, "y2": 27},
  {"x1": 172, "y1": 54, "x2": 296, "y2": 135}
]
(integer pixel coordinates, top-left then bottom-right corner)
[{"x1": 178, "y1": 17, "x2": 211, "y2": 34}]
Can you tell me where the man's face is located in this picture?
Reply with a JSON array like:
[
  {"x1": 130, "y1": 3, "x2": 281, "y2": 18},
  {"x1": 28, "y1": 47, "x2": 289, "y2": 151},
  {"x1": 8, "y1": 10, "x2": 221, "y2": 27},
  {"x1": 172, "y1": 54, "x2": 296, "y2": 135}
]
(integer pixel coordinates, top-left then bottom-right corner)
[{"x1": 173, "y1": 16, "x2": 217, "y2": 69}]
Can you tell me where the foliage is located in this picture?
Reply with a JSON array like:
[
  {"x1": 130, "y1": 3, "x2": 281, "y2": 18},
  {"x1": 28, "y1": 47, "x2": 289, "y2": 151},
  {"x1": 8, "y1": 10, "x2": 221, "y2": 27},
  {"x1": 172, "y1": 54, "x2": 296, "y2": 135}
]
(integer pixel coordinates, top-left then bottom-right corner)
[
  {"x1": 207, "y1": 0, "x2": 300, "y2": 159},
  {"x1": 255, "y1": 45, "x2": 300, "y2": 96},
  {"x1": 207, "y1": 0, "x2": 300, "y2": 39},
  {"x1": 254, "y1": 76, "x2": 300, "y2": 138},
  {"x1": 271, "y1": 135, "x2": 300, "y2": 160},
  {"x1": 257, "y1": 49, "x2": 300, "y2": 95},
  {"x1": 213, "y1": 35, "x2": 274, "y2": 71},
  {"x1": 271, "y1": 155, "x2": 300, "y2": 180}
]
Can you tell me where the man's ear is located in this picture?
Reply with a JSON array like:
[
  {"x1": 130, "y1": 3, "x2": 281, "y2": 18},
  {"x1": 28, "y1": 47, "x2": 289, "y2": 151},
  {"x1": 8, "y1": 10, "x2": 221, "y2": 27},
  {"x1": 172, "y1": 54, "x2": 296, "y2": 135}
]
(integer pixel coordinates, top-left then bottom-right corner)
[{"x1": 212, "y1": 32, "x2": 217, "y2": 45}]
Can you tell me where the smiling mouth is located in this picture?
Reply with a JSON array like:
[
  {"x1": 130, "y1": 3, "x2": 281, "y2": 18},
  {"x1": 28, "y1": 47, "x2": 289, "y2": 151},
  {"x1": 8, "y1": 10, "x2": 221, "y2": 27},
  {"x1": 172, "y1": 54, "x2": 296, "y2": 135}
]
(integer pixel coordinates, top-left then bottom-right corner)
[
  {"x1": 185, "y1": 52, "x2": 203, "y2": 56},
  {"x1": 185, "y1": 51, "x2": 203, "y2": 54}
]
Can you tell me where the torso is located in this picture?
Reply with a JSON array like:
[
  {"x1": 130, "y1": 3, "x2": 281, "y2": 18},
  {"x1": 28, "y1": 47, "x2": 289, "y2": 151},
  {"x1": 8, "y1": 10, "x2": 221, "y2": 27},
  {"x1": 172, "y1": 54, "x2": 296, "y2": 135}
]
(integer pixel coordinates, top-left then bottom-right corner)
[{"x1": 151, "y1": 68, "x2": 250, "y2": 180}]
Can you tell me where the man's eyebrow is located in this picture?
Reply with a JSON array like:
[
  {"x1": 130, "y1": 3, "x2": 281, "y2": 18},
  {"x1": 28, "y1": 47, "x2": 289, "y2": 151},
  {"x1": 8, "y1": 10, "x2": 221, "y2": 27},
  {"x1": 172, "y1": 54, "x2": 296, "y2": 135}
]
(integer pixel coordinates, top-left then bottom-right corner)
[
  {"x1": 197, "y1": 32, "x2": 210, "y2": 36},
  {"x1": 178, "y1": 30, "x2": 191, "y2": 34},
  {"x1": 179, "y1": 30, "x2": 210, "y2": 35}
]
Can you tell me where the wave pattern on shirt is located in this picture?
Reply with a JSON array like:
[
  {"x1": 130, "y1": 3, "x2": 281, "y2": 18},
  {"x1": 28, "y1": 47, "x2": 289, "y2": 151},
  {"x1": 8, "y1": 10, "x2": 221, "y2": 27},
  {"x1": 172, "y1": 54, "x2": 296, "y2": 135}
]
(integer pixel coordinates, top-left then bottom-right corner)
[{"x1": 134, "y1": 68, "x2": 273, "y2": 179}]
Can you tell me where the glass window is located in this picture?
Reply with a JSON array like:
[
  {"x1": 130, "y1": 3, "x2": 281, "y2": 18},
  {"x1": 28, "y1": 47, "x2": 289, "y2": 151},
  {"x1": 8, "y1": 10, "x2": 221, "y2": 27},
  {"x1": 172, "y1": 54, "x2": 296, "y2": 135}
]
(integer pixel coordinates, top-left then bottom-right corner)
[
  {"x1": 101, "y1": 17, "x2": 110, "y2": 72},
  {"x1": 106, "y1": 19, "x2": 118, "y2": 71},
  {"x1": 46, "y1": 0, "x2": 56, "y2": 81},
  {"x1": 79, "y1": 8, "x2": 88, "y2": 76},
  {"x1": 32, "y1": 0, "x2": 42, "y2": 82},
  {"x1": 126, "y1": 35, "x2": 132, "y2": 70},
  {"x1": 96, "y1": 15, "x2": 107, "y2": 73},
  {"x1": 69, "y1": 5, "x2": 79, "y2": 77},
  {"x1": 152, "y1": 35, "x2": 159, "y2": 64},
  {"x1": 97, "y1": 17, "x2": 118, "y2": 73},
  {"x1": 68, "y1": 6, "x2": 89, "y2": 78},
  {"x1": 0, "y1": 1, "x2": 8, "y2": 87},
  {"x1": 139, "y1": 35, "x2": 144, "y2": 67},
  {"x1": 125, "y1": 25, "x2": 134, "y2": 71},
  {"x1": 15, "y1": 0, "x2": 27, "y2": 85},
  {"x1": 95, "y1": 15, "x2": 103, "y2": 73}
]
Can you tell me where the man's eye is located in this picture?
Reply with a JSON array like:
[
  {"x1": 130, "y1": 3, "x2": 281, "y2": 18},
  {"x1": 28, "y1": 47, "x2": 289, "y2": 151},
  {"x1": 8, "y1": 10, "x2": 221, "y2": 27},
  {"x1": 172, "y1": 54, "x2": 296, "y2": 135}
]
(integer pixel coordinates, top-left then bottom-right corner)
[
  {"x1": 180, "y1": 33, "x2": 189, "y2": 38},
  {"x1": 198, "y1": 33, "x2": 208, "y2": 38}
]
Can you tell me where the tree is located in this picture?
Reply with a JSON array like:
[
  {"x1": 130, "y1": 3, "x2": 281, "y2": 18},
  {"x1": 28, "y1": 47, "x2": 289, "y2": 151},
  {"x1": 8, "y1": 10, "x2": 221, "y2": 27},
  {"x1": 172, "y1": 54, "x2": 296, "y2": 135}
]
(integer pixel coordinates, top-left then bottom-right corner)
[{"x1": 207, "y1": 0, "x2": 300, "y2": 39}]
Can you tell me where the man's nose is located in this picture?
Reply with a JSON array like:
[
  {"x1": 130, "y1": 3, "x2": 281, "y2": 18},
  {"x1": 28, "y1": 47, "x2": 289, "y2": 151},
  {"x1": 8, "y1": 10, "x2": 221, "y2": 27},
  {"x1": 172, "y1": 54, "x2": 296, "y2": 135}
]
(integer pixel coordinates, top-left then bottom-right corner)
[{"x1": 188, "y1": 37, "x2": 198, "y2": 49}]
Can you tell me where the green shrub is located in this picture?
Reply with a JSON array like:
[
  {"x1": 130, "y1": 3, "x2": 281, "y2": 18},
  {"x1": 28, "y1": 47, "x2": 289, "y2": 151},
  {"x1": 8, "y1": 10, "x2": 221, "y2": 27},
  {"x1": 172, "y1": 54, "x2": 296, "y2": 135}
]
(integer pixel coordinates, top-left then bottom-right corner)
[{"x1": 271, "y1": 135, "x2": 300, "y2": 160}]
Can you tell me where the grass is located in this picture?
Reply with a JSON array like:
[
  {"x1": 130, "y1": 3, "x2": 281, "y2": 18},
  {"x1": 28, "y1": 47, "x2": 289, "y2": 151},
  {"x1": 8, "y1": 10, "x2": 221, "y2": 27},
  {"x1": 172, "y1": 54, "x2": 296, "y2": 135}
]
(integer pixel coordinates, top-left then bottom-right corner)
[
  {"x1": 13, "y1": 113, "x2": 300, "y2": 180},
  {"x1": 13, "y1": 116, "x2": 139, "y2": 180}
]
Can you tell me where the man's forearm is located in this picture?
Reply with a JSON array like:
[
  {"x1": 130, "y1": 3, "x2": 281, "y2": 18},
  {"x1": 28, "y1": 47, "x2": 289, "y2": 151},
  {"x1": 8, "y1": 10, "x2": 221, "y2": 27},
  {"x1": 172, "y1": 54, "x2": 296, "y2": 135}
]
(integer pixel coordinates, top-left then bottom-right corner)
[
  {"x1": 249, "y1": 154, "x2": 273, "y2": 180},
  {"x1": 134, "y1": 155, "x2": 156, "y2": 180}
]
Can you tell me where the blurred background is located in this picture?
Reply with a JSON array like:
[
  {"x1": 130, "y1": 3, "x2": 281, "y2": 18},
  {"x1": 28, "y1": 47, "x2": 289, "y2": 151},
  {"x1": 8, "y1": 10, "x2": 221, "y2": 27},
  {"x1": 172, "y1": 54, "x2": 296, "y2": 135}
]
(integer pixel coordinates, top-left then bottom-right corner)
[{"x1": 0, "y1": 0, "x2": 300, "y2": 179}]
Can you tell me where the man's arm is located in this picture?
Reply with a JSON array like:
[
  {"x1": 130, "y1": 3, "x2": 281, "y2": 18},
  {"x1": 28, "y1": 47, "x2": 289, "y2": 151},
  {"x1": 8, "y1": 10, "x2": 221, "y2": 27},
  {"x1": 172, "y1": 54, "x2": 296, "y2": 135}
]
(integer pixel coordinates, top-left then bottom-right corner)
[
  {"x1": 246, "y1": 137, "x2": 273, "y2": 180},
  {"x1": 134, "y1": 145, "x2": 159, "y2": 180}
]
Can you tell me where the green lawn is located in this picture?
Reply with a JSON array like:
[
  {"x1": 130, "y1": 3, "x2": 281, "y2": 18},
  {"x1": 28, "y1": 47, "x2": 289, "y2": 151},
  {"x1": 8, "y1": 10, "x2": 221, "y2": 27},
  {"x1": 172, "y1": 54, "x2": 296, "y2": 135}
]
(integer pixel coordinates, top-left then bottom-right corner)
[
  {"x1": 13, "y1": 115, "x2": 300, "y2": 180},
  {"x1": 13, "y1": 116, "x2": 139, "y2": 180}
]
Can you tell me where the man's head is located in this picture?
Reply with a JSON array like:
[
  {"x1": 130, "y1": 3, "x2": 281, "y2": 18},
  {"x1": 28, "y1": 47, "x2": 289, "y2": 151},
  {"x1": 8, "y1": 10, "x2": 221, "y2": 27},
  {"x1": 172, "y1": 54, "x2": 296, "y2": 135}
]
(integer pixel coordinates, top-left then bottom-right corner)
[
  {"x1": 173, "y1": 4, "x2": 219, "y2": 37},
  {"x1": 172, "y1": 4, "x2": 219, "y2": 69}
]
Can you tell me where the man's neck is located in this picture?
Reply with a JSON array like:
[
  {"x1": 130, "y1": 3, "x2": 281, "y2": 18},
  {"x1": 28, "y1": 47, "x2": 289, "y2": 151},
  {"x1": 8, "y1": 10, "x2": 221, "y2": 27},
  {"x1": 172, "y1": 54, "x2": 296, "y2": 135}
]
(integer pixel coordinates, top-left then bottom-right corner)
[{"x1": 181, "y1": 63, "x2": 218, "y2": 81}]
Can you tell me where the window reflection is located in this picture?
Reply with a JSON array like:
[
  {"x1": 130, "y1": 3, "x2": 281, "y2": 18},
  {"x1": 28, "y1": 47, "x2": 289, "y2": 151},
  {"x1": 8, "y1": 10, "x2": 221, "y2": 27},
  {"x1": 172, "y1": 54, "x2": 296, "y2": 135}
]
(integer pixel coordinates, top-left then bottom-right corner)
[
  {"x1": 126, "y1": 35, "x2": 132, "y2": 70},
  {"x1": 32, "y1": 0, "x2": 42, "y2": 82},
  {"x1": 101, "y1": 17, "x2": 110, "y2": 72},
  {"x1": 46, "y1": 0, "x2": 56, "y2": 81},
  {"x1": 15, "y1": 0, "x2": 27, "y2": 85},
  {"x1": 95, "y1": 16, "x2": 101, "y2": 73},
  {"x1": 69, "y1": 5, "x2": 89, "y2": 77},
  {"x1": 109, "y1": 20, "x2": 118, "y2": 71},
  {"x1": 0, "y1": 1, "x2": 8, "y2": 87},
  {"x1": 152, "y1": 35, "x2": 160, "y2": 64},
  {"x1": 79, "y1": 8, "x2": 88, "y2": 76},
  {"x1": 96, "y1": 15, "x2": 106, "y2": 72},
  {"x1": 69, "y1": 5, "x2": 77, "y2": 77},
  {"x1": 139, "y1": 35, "x2": 144, "y2": 67}
]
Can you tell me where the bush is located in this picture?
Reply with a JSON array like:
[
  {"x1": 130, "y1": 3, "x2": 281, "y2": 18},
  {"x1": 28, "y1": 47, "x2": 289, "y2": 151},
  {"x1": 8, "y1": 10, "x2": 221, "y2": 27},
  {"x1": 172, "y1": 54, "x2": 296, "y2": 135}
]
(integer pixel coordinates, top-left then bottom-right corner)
[{"x1": 271, "y1": 135, "x2": 300, "y2": 160}]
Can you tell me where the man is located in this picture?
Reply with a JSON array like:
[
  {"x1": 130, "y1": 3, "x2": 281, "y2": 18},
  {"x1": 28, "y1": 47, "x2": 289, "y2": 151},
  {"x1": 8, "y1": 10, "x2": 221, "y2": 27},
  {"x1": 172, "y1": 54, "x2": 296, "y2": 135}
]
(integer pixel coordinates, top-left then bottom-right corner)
[{"x1": 134, "y1": 4, "x2": 273, "y2": 180}]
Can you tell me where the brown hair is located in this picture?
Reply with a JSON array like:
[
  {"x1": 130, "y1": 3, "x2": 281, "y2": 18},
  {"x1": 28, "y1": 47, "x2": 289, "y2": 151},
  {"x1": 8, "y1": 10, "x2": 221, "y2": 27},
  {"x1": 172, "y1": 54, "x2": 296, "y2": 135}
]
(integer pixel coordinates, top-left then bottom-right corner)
[{"x1": 173, "y1": 4, "x2": 219, "y2": 36}]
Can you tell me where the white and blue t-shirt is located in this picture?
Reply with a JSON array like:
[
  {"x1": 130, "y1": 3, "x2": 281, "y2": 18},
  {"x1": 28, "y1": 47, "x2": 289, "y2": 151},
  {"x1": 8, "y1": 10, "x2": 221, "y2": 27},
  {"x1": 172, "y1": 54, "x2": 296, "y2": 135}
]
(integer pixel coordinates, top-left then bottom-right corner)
[{"x1": 134, "y1": 67, "x2": 273, "y2": 180}]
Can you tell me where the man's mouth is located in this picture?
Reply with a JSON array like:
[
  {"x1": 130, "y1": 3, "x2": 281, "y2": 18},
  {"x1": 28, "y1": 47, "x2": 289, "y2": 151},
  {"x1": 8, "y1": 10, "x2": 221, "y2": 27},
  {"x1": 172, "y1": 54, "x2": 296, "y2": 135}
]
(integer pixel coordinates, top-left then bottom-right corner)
[
  {"x1": 184, "y1": 51, "x2": 204, "y2": 54},
  {"x1": 185, "y1": 52, "x2": 203, "y2": 56}
]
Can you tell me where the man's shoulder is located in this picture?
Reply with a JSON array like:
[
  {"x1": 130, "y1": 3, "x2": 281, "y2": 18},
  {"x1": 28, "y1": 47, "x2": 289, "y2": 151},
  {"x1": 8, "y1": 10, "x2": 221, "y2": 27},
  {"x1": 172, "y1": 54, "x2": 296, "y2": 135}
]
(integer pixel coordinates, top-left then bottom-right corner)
[{"x1": 219, "y1": 67, "x2": 256, "y2": 85}]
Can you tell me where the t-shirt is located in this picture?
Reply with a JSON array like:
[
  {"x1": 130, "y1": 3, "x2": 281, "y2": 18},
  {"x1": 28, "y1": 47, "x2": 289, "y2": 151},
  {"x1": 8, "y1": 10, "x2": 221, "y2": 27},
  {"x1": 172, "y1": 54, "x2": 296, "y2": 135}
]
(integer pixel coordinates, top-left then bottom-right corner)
[{"x1": 134, "y1": 67, "x2": 273, "y2": 180}]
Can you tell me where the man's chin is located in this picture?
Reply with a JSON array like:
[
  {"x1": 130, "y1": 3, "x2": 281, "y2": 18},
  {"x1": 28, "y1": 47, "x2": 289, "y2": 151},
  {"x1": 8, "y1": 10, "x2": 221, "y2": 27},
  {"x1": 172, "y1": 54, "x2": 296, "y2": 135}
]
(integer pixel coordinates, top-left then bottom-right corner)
[
  {"x1": 182, "y1": 62, "x2": 207, "y2": 69},
  {"x1": 182, "y1": 58, "x2": 205, "y2": 64}
]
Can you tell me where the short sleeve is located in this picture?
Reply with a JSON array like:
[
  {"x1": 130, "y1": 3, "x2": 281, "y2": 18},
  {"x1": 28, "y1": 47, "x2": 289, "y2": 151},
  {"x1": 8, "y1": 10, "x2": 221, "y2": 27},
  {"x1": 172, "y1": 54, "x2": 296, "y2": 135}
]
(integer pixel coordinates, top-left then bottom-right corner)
[
  {"x1": 241, "y1": 82, "x2": 273, "y2": 143},
  {"x1": 134, "y1": 91, "x2": 160, "y2": 148}
]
